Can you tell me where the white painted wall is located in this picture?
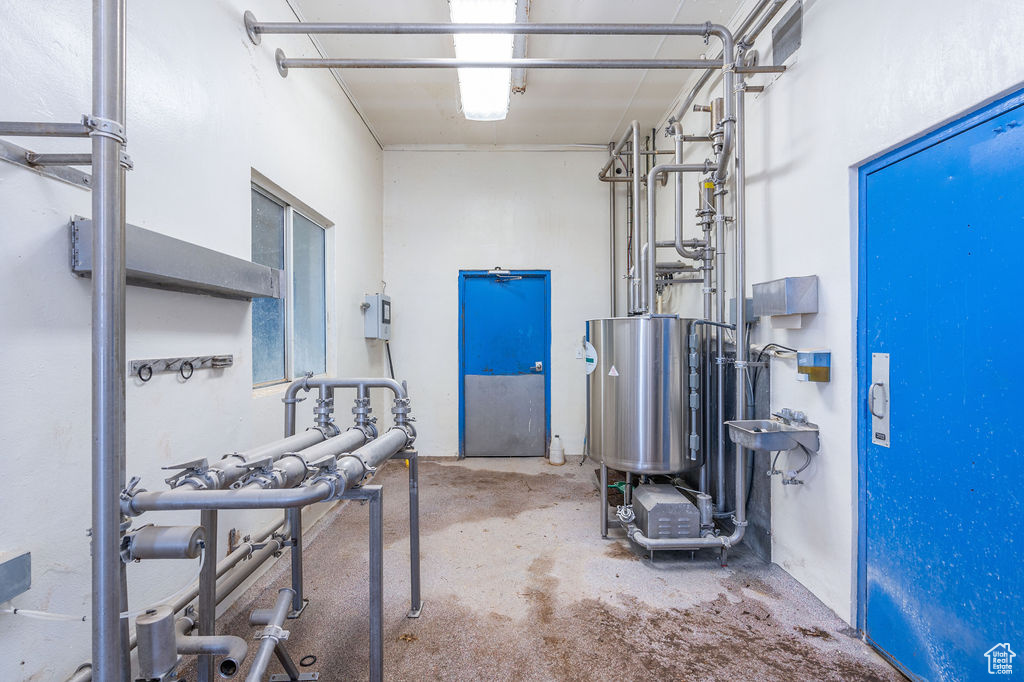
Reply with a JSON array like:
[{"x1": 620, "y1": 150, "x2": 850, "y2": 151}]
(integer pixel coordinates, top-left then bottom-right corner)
[
  {"x1": 656, "y1": 0, "x2": 1024, "y2": 624},
  {"x1": 382, "y1": 150, "x2": 610, "y2": 458},
  {"x1": 0, "y1": 1, "x2": 383, "y2": 678}
]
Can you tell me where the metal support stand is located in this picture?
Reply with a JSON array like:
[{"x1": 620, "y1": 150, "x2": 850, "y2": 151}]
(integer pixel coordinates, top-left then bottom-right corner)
[
  {"x1": 338, "y1": 485, "x2": 384, "y2": 682},
  {"x1": 600, "y1": 462, "x2": 609, "y2": 538},
  {"x1": 269, "y1": 642, "x2": 318, "y2": 681},
  {"x1": 397, "y1": 449, "x2": 423, "y2": 618},
  {"x1": 287, "y1": 508, "x2": 307, "y2": 617},
  {"x1": 198, "y1": 509, "x2": 218, "y2": 682}
]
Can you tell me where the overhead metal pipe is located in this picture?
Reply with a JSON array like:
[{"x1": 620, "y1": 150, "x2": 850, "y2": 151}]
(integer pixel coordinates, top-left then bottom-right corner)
[
  {"x1": 90, "y1": 0, "x2": 128, "y2": 678},
  {"x1": 644, "y1": 163, "x2": 714, "y2": 311},
  {"x1": 668, "y1": 0, "x2": 786, "y2": 124},
  {"x1": 247, "y1": 17, "x2": 734, "y2": 37},
  {"x1": 276, "y1": 56, "x2": 724, "y2": 72}
]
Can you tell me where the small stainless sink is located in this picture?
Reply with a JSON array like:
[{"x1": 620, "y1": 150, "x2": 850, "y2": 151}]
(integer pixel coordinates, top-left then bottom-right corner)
[{"x1": 726, "y1": 419, "x2": 820, "y2": 452}]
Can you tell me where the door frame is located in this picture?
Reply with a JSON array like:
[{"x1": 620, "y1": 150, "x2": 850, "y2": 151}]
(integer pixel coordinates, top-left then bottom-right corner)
[
  {"x1": 855, "y1": 86, "x2": 1024, "y2": 653},
  {"x1": 457, "y1": 269, "x2": 551, "y2": 458}
]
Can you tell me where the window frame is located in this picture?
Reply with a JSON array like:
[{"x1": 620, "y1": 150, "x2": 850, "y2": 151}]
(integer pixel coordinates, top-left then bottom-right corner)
[{"x1": 251, "y1": 182, "x2": 332, "y2": 389}]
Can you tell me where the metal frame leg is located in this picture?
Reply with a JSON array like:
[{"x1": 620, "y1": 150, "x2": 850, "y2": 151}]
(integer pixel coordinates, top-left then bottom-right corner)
[
  {"x1": 406, "y1": 451, "x2": 422, "y2": 618},
  {"x1": 287, "y1": 507, "x2": 308, "y2": 617},
  {"x1": 198, "y1": 509, "x2": 218, "y2": 682},
  {"x1": 269, "y1": 641, "x2": 319, "y2": 681},
  {"x1": 368, "y1": 486, "x2": 384, "y2": 682},
  {"x1": 600, "y1": 462, "x2": 609, "y2": 538}
]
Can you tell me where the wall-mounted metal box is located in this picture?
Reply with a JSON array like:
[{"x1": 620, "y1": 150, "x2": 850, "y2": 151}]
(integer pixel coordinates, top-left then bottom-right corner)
[
  {"x1": 0, "y1": 551, "x2": 31, "y2": 604},
  {"x1": 753, "y1": 275, "x2": 818, "y2": 328},
  {"x1": 753, "y1": 275, "x2": 818, "y2": 316},
  {"x1": 363, "y1": 293, "x2": 391, "y2": 340}
]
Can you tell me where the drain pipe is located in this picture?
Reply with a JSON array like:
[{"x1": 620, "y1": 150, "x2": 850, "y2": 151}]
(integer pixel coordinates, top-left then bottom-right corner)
[{"x1": 175, "y1": 617, "x2": 248, "y2": 678}]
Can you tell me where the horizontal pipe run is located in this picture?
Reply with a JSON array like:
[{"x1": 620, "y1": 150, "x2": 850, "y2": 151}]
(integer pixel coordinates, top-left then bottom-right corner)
[
  {"x1": 252, "y1": 20, "x2": 728, "y2": 36},
  {"x1": 278, "y1": 56, "x2": 724, "y2": 70},
  {"x1": 25, "y1": 153, "x2": 92, "y2": 166},
  {"x1": 0, "y1": 122, "x2": 92, "y2": 137},
  {"x1": 625, "y1": 522, "x2": 743, "y2": 549},
  {"x1": 67, "y1": 517, "x2": 287, "y2": 682},
  {"x1": 125, "y1": 481, "x2": 334, "y2": 514}
]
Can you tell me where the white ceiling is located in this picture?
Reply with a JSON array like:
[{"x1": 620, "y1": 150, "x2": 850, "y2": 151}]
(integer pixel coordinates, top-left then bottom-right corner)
[{"x1": 287, "y1": 0, "x2": 745, "y2": 146}]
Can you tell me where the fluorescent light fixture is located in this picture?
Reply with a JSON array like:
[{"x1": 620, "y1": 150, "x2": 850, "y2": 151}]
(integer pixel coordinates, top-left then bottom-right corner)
[{"x1": 449, "y1": 0, "x2": 516, "y2": 121}]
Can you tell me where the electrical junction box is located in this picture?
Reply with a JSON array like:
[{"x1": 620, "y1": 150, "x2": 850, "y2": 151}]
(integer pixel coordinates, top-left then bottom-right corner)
[{"x1": 363, "y1": 293, "x2": 391, "y2": 340}]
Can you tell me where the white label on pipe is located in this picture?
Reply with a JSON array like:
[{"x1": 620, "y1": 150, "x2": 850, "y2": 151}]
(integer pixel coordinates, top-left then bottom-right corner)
[{"x1": 608, "y1": 365, "x2": 619, "y2": 377}]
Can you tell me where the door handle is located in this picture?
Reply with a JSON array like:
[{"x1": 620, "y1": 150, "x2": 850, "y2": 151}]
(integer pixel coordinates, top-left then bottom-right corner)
[
  {"x1": 869, "y1": 382, "x2": 887, "y2": 418},
  {"x1": 533, "y1": 361, "x2": 543, "y2": 372}
]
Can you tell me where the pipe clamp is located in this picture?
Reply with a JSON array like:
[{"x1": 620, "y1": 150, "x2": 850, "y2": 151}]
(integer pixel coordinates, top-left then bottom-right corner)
[
  {"x1": 256, "y1": 625, "x2": 289, "y2": 642},
  {"x1": 82, "y1": 115, "x2": 126, "y2": 144}
]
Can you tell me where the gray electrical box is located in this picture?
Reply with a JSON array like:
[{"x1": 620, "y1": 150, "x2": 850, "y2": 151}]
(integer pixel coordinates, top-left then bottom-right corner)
[
  {"x1": 633, "y1": 485, "x2": 700, "y2": 539},
  {"x1": 363, "y1": 293, "x2": 391, "y2": 340}
]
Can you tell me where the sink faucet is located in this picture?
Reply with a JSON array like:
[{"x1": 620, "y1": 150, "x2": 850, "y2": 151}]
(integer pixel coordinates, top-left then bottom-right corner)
[{"x1": 773, "y1": 408, "x2": 812, "y2": 427}]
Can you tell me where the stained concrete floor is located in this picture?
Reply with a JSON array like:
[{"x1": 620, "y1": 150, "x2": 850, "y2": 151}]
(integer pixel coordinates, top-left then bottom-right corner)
[{"x1": 182, "y1": 457, "x2": 902, "y2": 681}]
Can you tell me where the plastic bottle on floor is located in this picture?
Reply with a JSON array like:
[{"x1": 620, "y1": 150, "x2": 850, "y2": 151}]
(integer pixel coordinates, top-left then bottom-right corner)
[{"x1": 549, "y1": 434, "x2": 565, "y2": 466}]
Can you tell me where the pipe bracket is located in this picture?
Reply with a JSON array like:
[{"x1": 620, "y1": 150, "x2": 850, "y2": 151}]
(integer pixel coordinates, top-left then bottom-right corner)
[{"x1": 82, "y1": 114, "x2": 126, "y2": 144}]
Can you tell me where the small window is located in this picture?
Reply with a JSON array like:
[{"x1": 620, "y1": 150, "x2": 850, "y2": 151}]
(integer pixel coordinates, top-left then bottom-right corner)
[{"x1": 251, "y1": 185, "x2": 328, "y2": 387}]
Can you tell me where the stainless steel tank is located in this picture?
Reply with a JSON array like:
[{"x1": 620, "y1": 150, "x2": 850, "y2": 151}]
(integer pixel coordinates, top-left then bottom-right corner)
[{"x1": 586, "y1": 315, "x2": 698, "y2": 474}]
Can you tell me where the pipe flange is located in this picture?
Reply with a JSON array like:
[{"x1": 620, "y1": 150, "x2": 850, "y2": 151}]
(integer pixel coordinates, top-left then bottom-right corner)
[{"x1": 244, "y1": 10, "x2": 261, "y2": 45}]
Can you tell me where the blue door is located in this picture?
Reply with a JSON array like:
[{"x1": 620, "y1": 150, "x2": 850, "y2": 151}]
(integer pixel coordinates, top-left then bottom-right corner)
[
  {"x1": 459, "y1": 270, "x2": 550, "y2": 457},
  {"x1": 858, "y1": 91, "x2": 1024, "y2": 680}
]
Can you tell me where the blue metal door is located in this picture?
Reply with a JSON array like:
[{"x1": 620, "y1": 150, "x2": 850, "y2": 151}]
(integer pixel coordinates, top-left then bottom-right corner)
[
  {"x1": 858, "y1": 91, "x2": 1024, "y2": 680},
  {"x1": 459, "y1": 270, "x2": 551, "y2": 457}
]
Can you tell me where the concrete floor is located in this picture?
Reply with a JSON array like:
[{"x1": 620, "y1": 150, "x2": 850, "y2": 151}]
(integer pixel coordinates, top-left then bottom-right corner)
[{"x1": 182, "y1": 457, "x2": 902, "y2": 681}]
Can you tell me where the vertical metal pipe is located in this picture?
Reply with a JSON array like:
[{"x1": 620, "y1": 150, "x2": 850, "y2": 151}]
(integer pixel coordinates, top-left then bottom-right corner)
[
  {"x1": 90, "y1": 0, "x2": 127, "y2": 678},
  {"x1": 198, "y1": 510, "x2": 218, "y2": 682},
  {"x1": 369, "y1": 488, "x2": 384, "y2": 682},
  {"x1": 608, "y1": 142, "x2": 617, "y2": 316},
  {"x1": 733, "y1": 76, "x2": 749, "y2": 526},
  {"x1": 714, "y1": 185, "x2": 728, "y2": 511},
  {"x1": 599, "y1": 462, "x2": 608, "y2": 538},
  {"x1": 287, "y1": 508, "x2": 304, "y2": 613},
  {"x1": 631, "y1": 121, "x2": 641, "y2": 313},
  {"x1": 624, "y1": 472, "x2": 633, "y2": 505}
]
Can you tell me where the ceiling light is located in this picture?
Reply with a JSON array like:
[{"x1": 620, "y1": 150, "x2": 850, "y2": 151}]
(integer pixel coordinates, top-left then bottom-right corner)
[{"x1": 449, "y1": 0, "x2": 516, "y2": 121}]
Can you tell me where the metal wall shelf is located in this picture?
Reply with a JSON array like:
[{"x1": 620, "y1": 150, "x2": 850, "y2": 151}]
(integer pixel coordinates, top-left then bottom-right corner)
[{"x1": 70, "y1": 217, "x2": 283, "y2": 301}]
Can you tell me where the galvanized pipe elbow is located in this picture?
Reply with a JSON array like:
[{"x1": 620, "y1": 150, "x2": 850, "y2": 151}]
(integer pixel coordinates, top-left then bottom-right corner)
[{"x1": 175, "y1": 618, "x2": 248, "y2": 678}]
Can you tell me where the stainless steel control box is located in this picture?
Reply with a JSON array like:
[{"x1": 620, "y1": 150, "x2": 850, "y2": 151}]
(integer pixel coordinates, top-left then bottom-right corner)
[
  {"x1": 633, "y1": 484, "x2": 700, "y2": 539},
  {"x1": 363, "y1": 293, "x2": 391, "y2": 340}
]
